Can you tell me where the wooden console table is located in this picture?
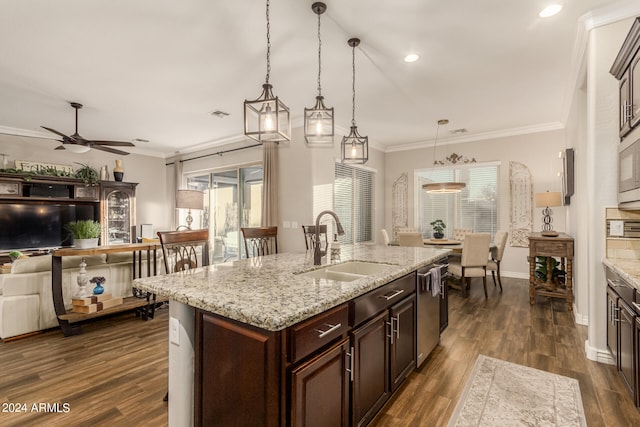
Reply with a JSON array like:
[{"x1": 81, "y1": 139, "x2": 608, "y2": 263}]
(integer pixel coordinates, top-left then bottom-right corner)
[
  {"x1": 52, "y1": 242, "x2": 161, "y2": 336},
  {"x1": 528, "y1": 232, "x2": 574, "y2": 311}
]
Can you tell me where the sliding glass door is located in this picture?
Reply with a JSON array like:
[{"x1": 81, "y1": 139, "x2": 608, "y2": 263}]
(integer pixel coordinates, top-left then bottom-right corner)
[{"x1": 187, "y1": 165, "x2": 262, "y2": 262}]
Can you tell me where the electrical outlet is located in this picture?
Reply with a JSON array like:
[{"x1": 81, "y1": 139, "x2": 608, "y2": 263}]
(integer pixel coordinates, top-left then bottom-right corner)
[
  {"x1": 610, "y1": 220, "x2": 624, "y2": 237},
  {"x1": 170, "y1": 317, "x2": 180, "y2": 345}
]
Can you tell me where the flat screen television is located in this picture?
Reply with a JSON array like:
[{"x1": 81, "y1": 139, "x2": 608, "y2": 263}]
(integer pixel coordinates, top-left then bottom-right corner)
[{"x1": 0, "y1": 203, "x2": 96, "y2": 251}]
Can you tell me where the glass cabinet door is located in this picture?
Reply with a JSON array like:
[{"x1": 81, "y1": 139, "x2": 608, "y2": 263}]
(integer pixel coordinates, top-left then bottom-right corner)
[{"x1": 106, "y1": 190, "x2": 131, "y2": 244}]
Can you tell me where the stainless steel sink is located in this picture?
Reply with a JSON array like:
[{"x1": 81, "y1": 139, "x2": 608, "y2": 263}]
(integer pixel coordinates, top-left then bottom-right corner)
[{"x1": 297, "y1": 261, "x2": 395, "y2": 282}]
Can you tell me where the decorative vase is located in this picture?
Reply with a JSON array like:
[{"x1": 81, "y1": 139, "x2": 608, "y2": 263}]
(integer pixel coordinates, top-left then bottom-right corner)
[
  {"x1": 99, "y1": 165, "x2": 109, "y2": 181},
  {"x1": 73, "y1": 258, "x2": 91, "y2": 298},
  {"x1": 113, "y1": 159, "x2": 124, "y2": 181},
  {"x1": 75, "y1": 238, "x2": 99, "y2": 249},
  {"x1": 93, "y1": 283, "x2": 105, "y2": 295}
]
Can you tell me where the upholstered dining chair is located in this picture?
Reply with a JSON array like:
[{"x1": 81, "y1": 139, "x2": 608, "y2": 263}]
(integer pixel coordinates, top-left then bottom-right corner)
[
  {"x1": 398, "y1": 232, "x2": 424, "y2": 247},
  {"x1": 302, "y1": 225, "x2": 328, "y2": 252},
  {"x1": 241, "y1": 226, "x2": 278, "y2": 258},
  {"x1": 380, "y1": 229, "x2": 390, "y2": 246},
  {"x1": 487, "y1": 230, "x2": 508, "y2": 292},
  {"x1": 452, "y1": 228, "x2": 473, "y2": 242},
  {"x1": 448, "y1": 233, "x2": 491, "y2": 298}
]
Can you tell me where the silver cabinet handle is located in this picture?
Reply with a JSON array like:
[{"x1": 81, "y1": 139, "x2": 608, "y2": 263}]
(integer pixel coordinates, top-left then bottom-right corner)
[
  {"x1": 386, "y1": 319, "x2": 394, "y2": 345},
  {"x1": 633, "y1": 302, "x2": 640, "y2": 312},
  {"x1": 394, "y1": 315, "x2": 400, "y2": 340},
  {"x1": 346, "y1": 346, "x2": 354, "y2": 382},
  {"x1": 315, "y1": 323, "x2": 341, "y2": 338},
  {"x1": 379, "y1": 289, "x2": 405, "y2": 301}
]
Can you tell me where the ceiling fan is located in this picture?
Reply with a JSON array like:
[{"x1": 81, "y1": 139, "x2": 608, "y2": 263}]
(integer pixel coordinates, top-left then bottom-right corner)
[{"x1": 41, "y1": 102, "x2": 134, "y2": 155}]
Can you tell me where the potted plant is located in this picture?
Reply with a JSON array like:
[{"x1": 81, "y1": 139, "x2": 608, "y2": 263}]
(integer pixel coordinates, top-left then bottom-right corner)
[
  {"x1": 74, "y1": 163, "x2": 99, "y2": 186},
  {"x1": 65, "y1": 220, "x2": 101, "y2": 248},
  {"x1": 8, "y1": 250, "x2": 23, "y2": 262},
  {"x1": 430, "y1": 219, "x2": 446, "y2": 239}
]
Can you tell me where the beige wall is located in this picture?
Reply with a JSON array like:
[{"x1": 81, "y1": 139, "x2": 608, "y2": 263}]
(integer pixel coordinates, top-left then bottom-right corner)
[
  {"x1": 385, "y1": 130, "x2": 567, "y2": 279},
  {"x1": 0, "y1": 134, "x2": 169, "y2": 236}
]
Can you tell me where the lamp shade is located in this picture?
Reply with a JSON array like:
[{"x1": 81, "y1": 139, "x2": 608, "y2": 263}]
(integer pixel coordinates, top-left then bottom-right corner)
[
  {"x1": 535, "y1": 191, "x2": 562, "y2": 208},
  {"x1": 176, "y1": 190, "x2": 204, "y2": 210}
]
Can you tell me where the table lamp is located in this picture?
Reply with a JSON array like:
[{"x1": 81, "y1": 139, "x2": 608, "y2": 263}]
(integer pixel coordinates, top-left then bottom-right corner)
[
  {"x1": 176, "y1": 189, "x2": 204, "y2": 230},
  {"x1": 535, "y1": 191, "x2": 562, "y2": 237}
]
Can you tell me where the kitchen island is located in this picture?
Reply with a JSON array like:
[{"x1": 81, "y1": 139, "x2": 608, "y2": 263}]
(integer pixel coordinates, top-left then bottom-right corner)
[{"x1": 133, "y1": 243, "x2": 450, "y2": 426}]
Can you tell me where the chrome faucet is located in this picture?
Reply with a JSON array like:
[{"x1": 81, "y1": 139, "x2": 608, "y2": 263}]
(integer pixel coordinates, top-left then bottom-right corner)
[{"x1": 314, "y1": 210, "x2": 345, "y2": 265}]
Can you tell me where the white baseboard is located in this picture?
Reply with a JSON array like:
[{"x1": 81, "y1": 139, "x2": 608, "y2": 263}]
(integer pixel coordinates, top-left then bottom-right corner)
[
  {"x1": 573, "y1": 306, "x2": 588, "y2": 325},
  {"x1": 585, "y1": 340, "x2": 615, "y2": 364},
  {"x1": 501, "y1": 271, "x2": 529, "y2": 280}
]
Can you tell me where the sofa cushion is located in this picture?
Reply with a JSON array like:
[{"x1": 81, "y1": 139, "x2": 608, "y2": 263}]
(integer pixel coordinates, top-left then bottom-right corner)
[{"x1": 11, "y1": 254, "x2": 107, "y2": 274}]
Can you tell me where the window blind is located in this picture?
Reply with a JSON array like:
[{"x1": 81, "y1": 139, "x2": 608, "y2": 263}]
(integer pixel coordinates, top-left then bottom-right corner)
[
  {"x1": 335, "y1": 163, "x2": 375, "y2": 244},
  {"x1": 416, "y1": 163, "x2": 499, "y2": 238}
]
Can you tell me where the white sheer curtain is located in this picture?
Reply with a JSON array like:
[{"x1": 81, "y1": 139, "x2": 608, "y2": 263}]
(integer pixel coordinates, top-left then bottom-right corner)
[{"x1": 261, "y1": 142, "x2": 279, "y2": 227}]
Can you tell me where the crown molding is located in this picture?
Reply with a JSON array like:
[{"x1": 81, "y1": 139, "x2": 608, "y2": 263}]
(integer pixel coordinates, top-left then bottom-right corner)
[
  {"x1": 384, "y1": 122, "x2": 565, "y2": 153},
  {"x1": 0, "y1": 125, "x2": 55, "y2": 140}
]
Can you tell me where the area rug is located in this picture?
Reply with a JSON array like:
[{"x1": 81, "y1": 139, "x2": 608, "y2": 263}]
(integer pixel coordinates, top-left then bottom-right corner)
[{"x1": 448, "y1": 355, "x2": 587, "y2": 426}]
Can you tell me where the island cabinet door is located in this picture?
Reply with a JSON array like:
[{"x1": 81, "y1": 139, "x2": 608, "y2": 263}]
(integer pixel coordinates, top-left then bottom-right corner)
[
  {"x1": 351, "y1": 310, "x2": 390, "y2": 427},
  {"x1": 389, "y1": 295, "x2": 416, "y2": 392},
  {"x1": 195, "y1": 311, "x2": 281, "y2": 427},
  {"x1": 289, "y1": 337, "x2": 350, "y2": 427}
]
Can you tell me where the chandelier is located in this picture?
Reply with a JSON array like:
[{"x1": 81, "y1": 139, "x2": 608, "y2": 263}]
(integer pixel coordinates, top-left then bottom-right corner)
[
  {"x1": 341, "y1": 38, "x2": 368, "y2": 164},
  {"x1": 422, "y1": 119, "x2": 466, "y2": 193}
]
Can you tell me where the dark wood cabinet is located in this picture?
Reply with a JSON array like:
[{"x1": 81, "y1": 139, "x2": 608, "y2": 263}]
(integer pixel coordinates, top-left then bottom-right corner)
[
  {"x1": 195, "y1": 311, "x2": 281, "y2": 427},
  {"x1": 351, "y1": 311, "x2": 390, "y2": 427},
  {"x1": 611, "y1": 17, "x2": 640, "y2": 140},
  {"x1": 608, "y1": 286, "x2": 620, "y2": 363},
  {"x1": 440, "y1": 275, "x2": 449, "y2": 333},
  {"x1": 390, "y1": 295, "x2": 416, "y2": 392},
  {"x1": 290, "y1": 337, "x2": 350, "y2": 427},
  {"x1": 620, "y1": 300, "x2": 636, "y2": 399}
]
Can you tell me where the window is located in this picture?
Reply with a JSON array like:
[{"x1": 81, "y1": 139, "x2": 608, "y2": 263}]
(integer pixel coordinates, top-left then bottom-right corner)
[
  {"x1": 416, "y1": 162, "x2": 499, "y2": 238},
  {"x1": 334, "y1": 163, "x2": 375, "y2": 244}
]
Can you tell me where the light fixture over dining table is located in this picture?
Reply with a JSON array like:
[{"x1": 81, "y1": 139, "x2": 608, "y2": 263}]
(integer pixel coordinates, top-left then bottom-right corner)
[
  {"x1": 244, "y1": 0, "x2": 291, "y2": 143},
  {"x1": 422, "y1": 119, "x2": 466, "y2": 193}
]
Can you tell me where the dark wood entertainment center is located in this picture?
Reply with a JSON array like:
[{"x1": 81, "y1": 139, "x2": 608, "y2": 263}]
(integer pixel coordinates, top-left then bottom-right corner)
[{"x1": 0, "y1": 173, "x2": 137, "y2": 261}]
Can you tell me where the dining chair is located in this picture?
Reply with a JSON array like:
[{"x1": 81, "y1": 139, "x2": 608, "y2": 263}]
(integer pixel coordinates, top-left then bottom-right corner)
[
  {"x1": 452, "y1": 228, "x2": 473, "y2": 242},
  {"x1": 398, "y1": 232, "x2": 424, "y2": 247},
  {"x1": 302, "y1": 225, "x2": 328, "y2": 252},
  {"x1": 157, "y1": 229, "x2": 210, "y2": 274},
  {"x1": 156, "y1": 228, "x2": 209, "y2": 402},
  {"x1": 380, "y1": 229, "x2": 390, "y2": 246},
  {"x1": 487, "y1": 231, "x2": 508, "y2": 292},
  {"x1": 448, "y1": 233, "x2": 491, "y2": 298},
  {"x1": 241, "y1": 226, "x2": 278, "y2": 258}
]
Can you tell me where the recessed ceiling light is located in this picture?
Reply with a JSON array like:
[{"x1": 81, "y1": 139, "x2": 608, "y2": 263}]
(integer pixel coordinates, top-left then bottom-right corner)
[
  {"x1": 404, "y1": 54, "x2": 419, "y2": 63},
  {"x1": 539, "y1": 4, "x2": 562, "y2": 18}
]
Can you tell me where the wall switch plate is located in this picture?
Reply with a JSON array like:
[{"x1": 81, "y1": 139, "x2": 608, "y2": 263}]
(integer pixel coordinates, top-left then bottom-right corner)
[
  {"x1": 169, "y1": 317, "x2": 180, "y2": 345},
  {"x1": 610, "y1": 220, "x2": 624, "y2": 237},
  {"x1": 283, "y1": 220, "x2": 291, "y2": 229},
  {"x1": 291, "y1": 221, "x2": 298, "y2": 229}
]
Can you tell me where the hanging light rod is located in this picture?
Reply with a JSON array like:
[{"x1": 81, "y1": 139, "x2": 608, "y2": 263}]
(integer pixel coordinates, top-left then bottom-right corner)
[
  {"x1": 244, "y1": 0, "x2": 291, "y2": 143},
  {"x1": 304, "y1": 1, "x2": 334, "y2": 146},
  {"x1": 422, "y1": 119, "x2": 466, "y2": 193}
]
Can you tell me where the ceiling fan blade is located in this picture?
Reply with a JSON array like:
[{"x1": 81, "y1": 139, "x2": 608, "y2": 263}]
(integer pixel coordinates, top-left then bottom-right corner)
[
  {"x1": 54, "y1": 145, "x2": 66, "y2": 150},
  {"x1": 92, "y1": 145, "x2": 130, "y2": 156},
  {"x1": 90, "y1": 140, "x2": 135, "y2": 147},
  {"x1": 41, "y1": 126, "x2": 73, "y2": 141}
]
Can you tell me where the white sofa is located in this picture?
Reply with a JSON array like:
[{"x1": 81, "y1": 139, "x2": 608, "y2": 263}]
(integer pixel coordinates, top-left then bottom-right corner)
[{"x1": 0, "y1": 253, "x2": 159, "y2": 339}]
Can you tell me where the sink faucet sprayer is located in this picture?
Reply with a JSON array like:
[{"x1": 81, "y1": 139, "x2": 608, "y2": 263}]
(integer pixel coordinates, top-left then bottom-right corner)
[{"x1": 314, "y1": 210, "x2": 345, "y2": 265}]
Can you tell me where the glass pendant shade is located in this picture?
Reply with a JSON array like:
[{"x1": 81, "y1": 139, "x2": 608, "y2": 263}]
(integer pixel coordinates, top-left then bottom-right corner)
[
  {"x1": 304, "y1": 96, "x2": 334, "y2": 145},
  {"x1": 244, "y1": 83, "x2": 291, "y2": 143},
  {"x1": 341, "y1": 125, "x2": 368, "y2": 164}
]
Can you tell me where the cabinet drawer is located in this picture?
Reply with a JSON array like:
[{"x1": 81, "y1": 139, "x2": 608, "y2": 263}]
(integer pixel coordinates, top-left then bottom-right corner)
[
  {"x1": 288, "y1": 303, "x2": 349, "y2": 363},
  {"x1": 530, "y1": 241, "x2": 572, "y2": 257},
  {"x1": 351, "y1": 272, "x2": 416, "y2": 327}
]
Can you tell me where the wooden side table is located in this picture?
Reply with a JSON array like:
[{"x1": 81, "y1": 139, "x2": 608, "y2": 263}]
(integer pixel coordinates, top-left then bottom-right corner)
[{"x1": 528, "y1": 232, "x2": 574, "y2": 311}]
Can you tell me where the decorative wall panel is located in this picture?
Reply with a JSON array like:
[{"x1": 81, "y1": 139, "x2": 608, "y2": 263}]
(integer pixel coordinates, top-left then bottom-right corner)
[
  {"x1": 509, "y1": 162, "x2": 533, "y2": 247},
  {"x1": 392, "y1": 173, "x2": 408, "y2": 240}
]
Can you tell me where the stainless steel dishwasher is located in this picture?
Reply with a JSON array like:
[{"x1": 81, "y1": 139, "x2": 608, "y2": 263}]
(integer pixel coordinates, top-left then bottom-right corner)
[{"x1": 416, "y1": 261, "x2": 447, "y2": 368}]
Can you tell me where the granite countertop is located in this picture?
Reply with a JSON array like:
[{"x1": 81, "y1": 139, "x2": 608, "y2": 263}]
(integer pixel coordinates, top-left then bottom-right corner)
[
  {"x1": 603, "y1": 258, "x2": 640, "y2": 290},
  {"x1": 133, "y1": 244, "x2": 450, "y2": 331}
]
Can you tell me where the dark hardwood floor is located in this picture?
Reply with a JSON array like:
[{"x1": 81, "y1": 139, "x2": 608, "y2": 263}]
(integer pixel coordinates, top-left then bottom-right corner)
[{"x1": 1, "y1": 278, "x2": 639, "y2": 426}]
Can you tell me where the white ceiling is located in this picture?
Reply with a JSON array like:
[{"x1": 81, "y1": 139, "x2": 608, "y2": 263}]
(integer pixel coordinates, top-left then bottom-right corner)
[{"x1": 0, "y1": 0, "x2": 639, "y2": 158}]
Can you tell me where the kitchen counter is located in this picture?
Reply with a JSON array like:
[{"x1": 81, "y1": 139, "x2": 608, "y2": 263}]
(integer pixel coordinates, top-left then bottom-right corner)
[
  {"x1": 133, "y1": 243, "x2": 450, "y2": 331},
  {"x1": 603, "y1": 258, "x2": 640, "y2": 289}
]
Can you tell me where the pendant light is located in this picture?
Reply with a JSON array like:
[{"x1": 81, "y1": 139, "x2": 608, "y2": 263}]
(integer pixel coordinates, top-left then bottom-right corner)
[
  {"x1": 244, "y1": 0, "x2": 291, "y2": 143},
  {"x1": 304, "y1": 2, "x2": 334, "y2": 146},
  {"x1": 422, "y1": 119, "x2": 466, "y2": 193},
  {"x1": 341, "y1": 38, "x2": 368, "y2": 164}
]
